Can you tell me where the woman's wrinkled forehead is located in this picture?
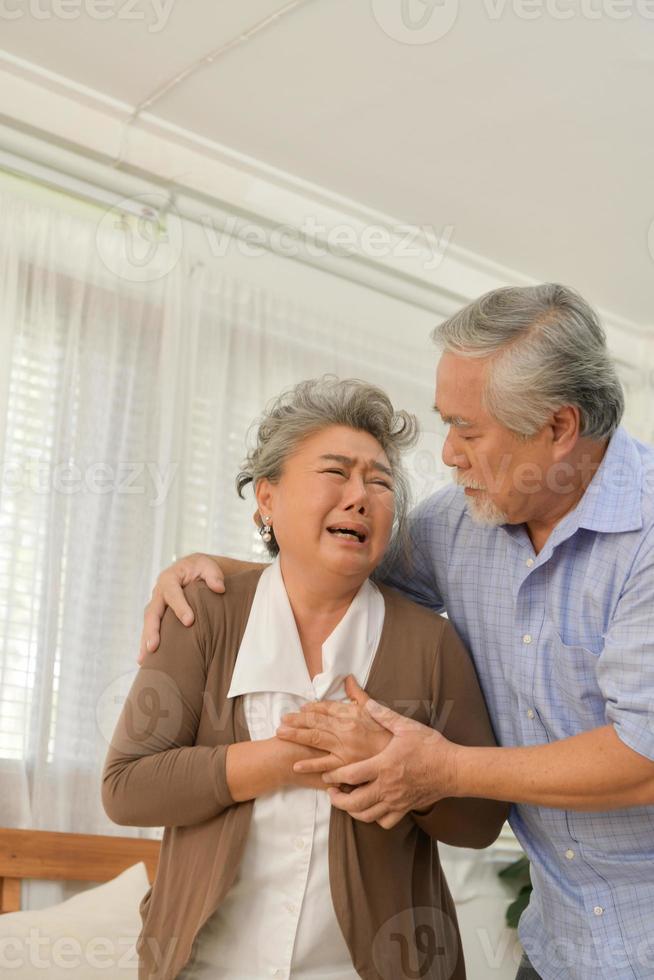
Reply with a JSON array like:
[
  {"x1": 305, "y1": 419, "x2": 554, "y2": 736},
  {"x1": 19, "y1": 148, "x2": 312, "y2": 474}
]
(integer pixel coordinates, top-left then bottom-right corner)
[{"x1": 288, "y1": 424, "x2": 392, "y2": 472}]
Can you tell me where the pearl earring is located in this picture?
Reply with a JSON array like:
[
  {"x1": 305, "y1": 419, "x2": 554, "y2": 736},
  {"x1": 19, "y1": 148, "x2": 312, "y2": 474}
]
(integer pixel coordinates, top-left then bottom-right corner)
[{"x1": 260, "y1": 516, "x2": 273, "y2": 544}]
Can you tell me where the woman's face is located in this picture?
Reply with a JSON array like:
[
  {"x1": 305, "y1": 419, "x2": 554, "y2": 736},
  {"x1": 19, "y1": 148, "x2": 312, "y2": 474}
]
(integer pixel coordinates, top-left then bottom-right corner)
[{"x1": 256, "y1": 425, "x2": 396, "y2": 587}]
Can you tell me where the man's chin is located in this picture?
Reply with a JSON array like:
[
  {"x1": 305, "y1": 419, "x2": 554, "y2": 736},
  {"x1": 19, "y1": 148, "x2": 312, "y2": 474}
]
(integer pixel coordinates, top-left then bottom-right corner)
[{"x1": 464, "y1": 495, "x2": 508, "y2": 527}]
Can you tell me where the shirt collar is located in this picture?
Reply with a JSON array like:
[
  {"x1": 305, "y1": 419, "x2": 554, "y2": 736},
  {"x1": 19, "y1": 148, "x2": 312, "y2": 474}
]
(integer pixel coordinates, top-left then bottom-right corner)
[
  {"x1": 559, "y1": 426, "x2": 643, "y2": 535},
  {"x1": 227, "y1": 558, "x2": 385, "y2": 702},
  {"x1": 500, "y1": 426, "x2": 643, "y2": 551}
]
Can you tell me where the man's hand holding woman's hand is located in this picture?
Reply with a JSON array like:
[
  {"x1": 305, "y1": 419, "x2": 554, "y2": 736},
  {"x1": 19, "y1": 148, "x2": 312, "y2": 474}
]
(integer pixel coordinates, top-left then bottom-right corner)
[
  {"x1": 275, "y1": 738, "x2": 340, "y2": 793},
  {"x1": 139, "y1": 559, "x2": 463, "y2": 829},
  {"x1": 277, "y1": 674, "x2": 392, "y2": 774},
  {"x1": 277, "y1": 675, "x2": 462, "y2": 830}
]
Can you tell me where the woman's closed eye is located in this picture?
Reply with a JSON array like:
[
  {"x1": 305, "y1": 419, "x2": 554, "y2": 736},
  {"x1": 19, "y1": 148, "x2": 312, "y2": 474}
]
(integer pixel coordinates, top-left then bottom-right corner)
[
  {"x1": 321, "y1": 468, "x2": 392, "y2": 491},
  {"x1": 322, "y1": 468, "x2": 347, "y2": 476}
]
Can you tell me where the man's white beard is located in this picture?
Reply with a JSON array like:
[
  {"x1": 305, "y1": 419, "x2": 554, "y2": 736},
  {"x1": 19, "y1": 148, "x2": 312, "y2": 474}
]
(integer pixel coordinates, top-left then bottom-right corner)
[{"x1": 454, "y1": 474, "x2": 508, "y2": 527}]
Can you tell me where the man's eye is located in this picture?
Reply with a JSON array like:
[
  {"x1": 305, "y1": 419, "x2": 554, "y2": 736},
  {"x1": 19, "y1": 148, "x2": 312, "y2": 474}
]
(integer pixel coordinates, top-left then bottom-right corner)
[
  {"x1": 371, "y1": 479, "x2": 393, "y2": 490},
  {"x1": 322, "y1": 468, "x2": 346, "y2": 476}
]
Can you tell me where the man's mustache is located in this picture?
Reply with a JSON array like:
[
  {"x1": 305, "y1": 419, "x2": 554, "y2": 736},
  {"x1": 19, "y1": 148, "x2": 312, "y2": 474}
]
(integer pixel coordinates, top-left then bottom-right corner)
[{"x1": 453, "y1": 473, "x2": 487, "y2": 491}]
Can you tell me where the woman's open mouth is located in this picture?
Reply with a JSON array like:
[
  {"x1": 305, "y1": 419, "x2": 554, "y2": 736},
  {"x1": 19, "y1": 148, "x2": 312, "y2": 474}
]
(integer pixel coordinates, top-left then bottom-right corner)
[{"x1": 326, "y1": 525, "x2": 367, "y2": 544}]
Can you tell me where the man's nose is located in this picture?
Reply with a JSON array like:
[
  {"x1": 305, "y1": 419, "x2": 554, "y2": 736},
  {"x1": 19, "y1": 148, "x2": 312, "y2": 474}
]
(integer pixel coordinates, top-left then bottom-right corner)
[{"x1": 442, "y1": 430, "x2": 469, "y2": 470}]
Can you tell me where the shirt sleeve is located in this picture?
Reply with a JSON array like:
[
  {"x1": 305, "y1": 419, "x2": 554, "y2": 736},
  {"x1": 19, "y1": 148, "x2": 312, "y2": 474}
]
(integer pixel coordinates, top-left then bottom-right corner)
[
  {"x1": 102, "y1": 582, "x2": 236, "y2": 827},
  {"x1": 375, "y1": 491, "x2": 448, "y2": 613},
  {"x1": 412, "y1": 618, "x2": 510, "y2": 847},
  {"x1": 598, "y1": 530, "x2": 654, "y2": 762}
]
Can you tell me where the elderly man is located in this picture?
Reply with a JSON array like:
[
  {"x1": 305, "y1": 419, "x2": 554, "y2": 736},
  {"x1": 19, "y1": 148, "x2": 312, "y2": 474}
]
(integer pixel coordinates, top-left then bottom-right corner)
[{"x1": 140, "y1": 284, "x2": 654, "y2": 980}]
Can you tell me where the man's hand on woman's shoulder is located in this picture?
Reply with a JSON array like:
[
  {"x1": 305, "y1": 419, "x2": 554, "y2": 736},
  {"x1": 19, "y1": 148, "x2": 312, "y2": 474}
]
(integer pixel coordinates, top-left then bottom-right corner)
[
  {"x1": 138, "y1": 553, "x2": 227, "y2": 663},
  {"x1": 139, "y1": 552, "x2": 266, "y2": 662}
]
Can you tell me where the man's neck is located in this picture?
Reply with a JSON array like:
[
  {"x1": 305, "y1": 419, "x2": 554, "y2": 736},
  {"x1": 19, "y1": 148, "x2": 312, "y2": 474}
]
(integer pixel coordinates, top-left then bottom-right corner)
[{"x1": 525, "y1": 437, "x2": 609, "y2": 554}]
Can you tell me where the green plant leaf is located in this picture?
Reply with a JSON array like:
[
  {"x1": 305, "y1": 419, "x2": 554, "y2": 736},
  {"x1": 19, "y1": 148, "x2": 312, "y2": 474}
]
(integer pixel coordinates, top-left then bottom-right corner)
[
  {"x1": 498, "y1": 855, "x2": 531, "y2": 884},
  {"x1": 499, "y1": 853, "x2": 533, "y2": 928},
  {"x1": 506, "y1": 884, "x2": 532, "y2": 929}
]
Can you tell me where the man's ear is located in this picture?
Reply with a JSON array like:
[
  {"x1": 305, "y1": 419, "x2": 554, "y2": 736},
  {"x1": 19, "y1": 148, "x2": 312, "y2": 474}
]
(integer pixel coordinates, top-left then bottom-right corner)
[{"x1": 550, "y1": 405, "x2": 580, "y2": 457}]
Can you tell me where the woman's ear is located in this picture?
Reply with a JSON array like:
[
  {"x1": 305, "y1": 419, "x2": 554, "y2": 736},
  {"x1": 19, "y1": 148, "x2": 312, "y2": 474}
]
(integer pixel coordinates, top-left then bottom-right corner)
[{"x1": 255, "y1": 478, "x2": 275, "y2": 522}]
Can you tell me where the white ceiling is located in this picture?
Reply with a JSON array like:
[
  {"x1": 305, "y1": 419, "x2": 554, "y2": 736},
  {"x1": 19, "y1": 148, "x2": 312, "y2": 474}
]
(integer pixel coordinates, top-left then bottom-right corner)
[{"x1": 1, "y1": 0, "x2": 653, "y2": 326}]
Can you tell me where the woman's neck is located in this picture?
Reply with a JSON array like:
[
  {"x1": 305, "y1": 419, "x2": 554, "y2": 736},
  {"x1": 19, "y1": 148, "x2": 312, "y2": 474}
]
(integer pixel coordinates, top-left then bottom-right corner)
[{"x1": 278, "y1": 556, "x2": 364, "y2": 679}]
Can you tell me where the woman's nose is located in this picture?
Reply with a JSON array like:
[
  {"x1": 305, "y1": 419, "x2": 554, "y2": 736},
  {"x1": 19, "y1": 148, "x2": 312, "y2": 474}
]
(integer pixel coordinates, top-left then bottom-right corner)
[{"x1": 342, "y1": 478, "x2": 368, "y2": 512}]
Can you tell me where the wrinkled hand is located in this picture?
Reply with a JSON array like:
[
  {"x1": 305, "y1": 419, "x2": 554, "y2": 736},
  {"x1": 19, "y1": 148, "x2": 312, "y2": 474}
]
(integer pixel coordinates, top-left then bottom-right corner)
[
  {"x1": 278, "y1": 739, "x2": 336, "y2": 793},
  {"x1": 276, "y1": 676, "x2": 392, "y2": 774},
  {"x1": 315, "y1": 680, "x2": 461, "y2": 830},
  {"x1": 138, "y1": 553, "x2": 225, "y2": 663}
]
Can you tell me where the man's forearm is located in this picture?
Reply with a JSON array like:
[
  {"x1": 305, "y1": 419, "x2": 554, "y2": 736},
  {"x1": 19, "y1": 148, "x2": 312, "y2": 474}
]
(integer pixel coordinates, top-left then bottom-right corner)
[
  {"x1": 213, "y1": 555, "x2": 265, "y2": 576},
  {"x1": 454, "y1": 724, "x2": 654, "y2": 811}
]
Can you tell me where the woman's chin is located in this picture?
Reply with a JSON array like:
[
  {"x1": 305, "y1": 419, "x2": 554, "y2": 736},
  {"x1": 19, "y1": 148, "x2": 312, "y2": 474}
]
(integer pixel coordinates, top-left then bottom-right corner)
[
  {"x1": 318, "y1": 533, "x2": 386, "y2": 579},
  {"x1": 322, "y1": 551, "x2": 376, "y2": 581}
]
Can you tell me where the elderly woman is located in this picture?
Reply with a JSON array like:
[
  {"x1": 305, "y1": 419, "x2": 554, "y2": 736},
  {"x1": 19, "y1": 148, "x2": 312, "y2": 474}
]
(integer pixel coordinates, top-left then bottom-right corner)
[{"x1": 103, "y1": 377, "x2": 507, "y2": 980}]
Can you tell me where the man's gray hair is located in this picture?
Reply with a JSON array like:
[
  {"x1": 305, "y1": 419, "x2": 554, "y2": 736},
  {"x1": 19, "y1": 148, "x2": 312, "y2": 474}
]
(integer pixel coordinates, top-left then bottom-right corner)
[
  {"x1": 237, "y1": 376, "x2": 419, "y2": 560},
  {"x1": 431, "y1": 283, "x2": 624, "y2": 440}
]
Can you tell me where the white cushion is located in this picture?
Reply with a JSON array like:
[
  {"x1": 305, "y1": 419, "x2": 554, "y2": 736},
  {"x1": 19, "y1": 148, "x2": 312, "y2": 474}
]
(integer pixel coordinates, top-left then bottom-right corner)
[{"x1": 0, "y1": 861, "x2": 149, "y2": 978}]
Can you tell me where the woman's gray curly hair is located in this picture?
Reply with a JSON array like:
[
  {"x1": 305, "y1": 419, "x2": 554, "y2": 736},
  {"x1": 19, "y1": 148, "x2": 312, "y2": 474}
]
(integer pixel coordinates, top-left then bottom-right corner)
[{"x1": 236, "y1": 376, "x2": 419, "y2": 562}]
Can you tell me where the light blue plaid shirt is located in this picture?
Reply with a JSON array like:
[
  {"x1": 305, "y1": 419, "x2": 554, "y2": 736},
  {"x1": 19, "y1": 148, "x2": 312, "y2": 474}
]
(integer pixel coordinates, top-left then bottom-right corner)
[{"x1": 383, "y1": 426, "x2": 654, "y2": 980}]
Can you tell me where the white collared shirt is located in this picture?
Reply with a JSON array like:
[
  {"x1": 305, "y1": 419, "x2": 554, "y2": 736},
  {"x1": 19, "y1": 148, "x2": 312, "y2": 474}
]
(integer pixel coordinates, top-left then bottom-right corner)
[{"x1": 184, "y1": 559, "x2": 385, "y2": 980}]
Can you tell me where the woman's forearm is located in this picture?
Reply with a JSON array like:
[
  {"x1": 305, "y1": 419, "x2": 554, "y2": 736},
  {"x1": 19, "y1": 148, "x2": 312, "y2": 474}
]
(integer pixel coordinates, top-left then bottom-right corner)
[
  {"x1": 102, "y1": 744, "x2": 234, "y2": 827},
  {"x1": 412, "y1": 796, "x2": 510, "y2": 848},
  {"x1": 226, "y1": 738, "x2": 288, "y2": 801},
  {"x1": 226, "y1": 738, "x2": 326, "y2": 801}
]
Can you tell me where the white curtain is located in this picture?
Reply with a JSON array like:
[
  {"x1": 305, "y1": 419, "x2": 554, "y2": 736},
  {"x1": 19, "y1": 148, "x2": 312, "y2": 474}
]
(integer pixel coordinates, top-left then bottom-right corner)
[
  {"x1": 3, "y1": 176, "x2": 650, "y2": 949},
  {"x1": 0, "y1": 180, "x2": 437, "y2": 903}
]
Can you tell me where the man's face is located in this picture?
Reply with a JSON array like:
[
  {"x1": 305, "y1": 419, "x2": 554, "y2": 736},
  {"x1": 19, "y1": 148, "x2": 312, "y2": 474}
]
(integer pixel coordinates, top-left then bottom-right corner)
[{"x1": 435, "y1": 352, "x2": 555, "y2": 526}]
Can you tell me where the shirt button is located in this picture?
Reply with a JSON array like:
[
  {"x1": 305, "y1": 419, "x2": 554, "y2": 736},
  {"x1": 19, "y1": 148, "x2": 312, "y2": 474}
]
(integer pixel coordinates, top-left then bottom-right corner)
[
  {"x1": 522, "y1": 634, "x2": 533, "y2": 644},
  {"x1": 294, "y1": 837, "x2": 305, "y2": 851},
  {"x1": 526, "y1": 708, "x2": 535, "y2": 719},
  {"x1": 525, "y1": 558, "x2": 534, "y2": 567},
  {"x1": 565, "y1": 849, "x2": 575, "y2": 860},
  {"x1": 285, "y1": 902, "x2": 297, "y2": 914},
  {"x1": 593, "y1": 906, "x2": 604, "y2": 916}
]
